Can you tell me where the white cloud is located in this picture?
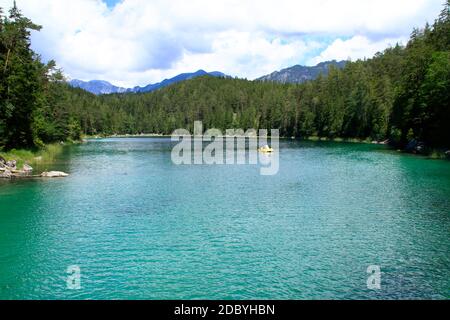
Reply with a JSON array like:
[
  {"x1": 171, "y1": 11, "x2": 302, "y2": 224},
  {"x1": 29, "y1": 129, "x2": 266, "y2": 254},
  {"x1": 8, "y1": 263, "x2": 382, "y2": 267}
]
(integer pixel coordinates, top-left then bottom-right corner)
[
  {"x1": 0, "y1": 0, "x2": 443, "y2": 86},
  {"x1": 170, "y1": 31, "x2": 322, "y2": 81},
  {"x1": 308, "y1": 35, "x2": 409, "y2": 65}
]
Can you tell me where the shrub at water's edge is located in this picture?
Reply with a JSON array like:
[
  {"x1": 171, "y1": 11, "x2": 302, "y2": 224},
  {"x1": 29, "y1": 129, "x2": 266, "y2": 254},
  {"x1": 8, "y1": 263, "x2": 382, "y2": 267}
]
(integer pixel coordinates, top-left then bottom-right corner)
[{"x1": 0, "y1": 143, "x2": 65, "y2": 169}]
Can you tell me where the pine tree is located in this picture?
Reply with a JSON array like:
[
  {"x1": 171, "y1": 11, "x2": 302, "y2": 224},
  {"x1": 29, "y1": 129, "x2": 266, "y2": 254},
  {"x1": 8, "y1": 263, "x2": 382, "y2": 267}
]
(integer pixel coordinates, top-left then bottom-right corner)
[{"x1": 0, "y1": 2, "x2": 43, "y2": 149}]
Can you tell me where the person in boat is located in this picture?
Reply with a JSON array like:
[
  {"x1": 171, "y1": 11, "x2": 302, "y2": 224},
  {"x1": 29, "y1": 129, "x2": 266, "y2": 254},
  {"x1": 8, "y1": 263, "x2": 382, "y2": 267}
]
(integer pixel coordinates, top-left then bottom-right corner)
[{"x1": 259, "y1": 145, "x2": 274, "y2": 153}]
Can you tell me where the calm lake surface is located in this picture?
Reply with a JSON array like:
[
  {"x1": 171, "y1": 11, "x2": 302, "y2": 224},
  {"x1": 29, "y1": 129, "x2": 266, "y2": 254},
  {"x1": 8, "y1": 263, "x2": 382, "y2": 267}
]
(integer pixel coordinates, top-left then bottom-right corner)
[{"x1": 0, "y1": 138, "x2": 449, "y2": 300}]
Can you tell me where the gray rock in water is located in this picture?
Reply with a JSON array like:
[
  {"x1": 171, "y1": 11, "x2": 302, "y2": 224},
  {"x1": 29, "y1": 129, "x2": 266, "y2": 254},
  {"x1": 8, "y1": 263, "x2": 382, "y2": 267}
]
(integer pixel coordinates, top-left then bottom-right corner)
[
  {"x1": 41, "y1": 171, "x2": 69, "y2": 178},
  {"x1": 0, "y1": 169, "x2": 12, "y2": 179},
  {"x1": 6, "y1": 160, "x2": 17, "y2": 169},
  {"x1": 405, "y1": 139, "x2": 425, "y2": 154},
  {"x1": 0, "y1": 156, "x2": 5, "y2": 165},
  {"x1": 23, "y1": 164, "x2": 33, "y2": 172}
]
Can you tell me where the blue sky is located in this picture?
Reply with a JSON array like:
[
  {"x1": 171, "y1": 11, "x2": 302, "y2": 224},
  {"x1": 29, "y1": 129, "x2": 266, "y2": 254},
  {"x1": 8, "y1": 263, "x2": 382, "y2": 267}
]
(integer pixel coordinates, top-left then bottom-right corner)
[
  {"x1": 103, "y1": 0, "x2": 120, "y2": 9},
  {"x1": 0, "y1": 0, "x2": 444, "y2": 87}
]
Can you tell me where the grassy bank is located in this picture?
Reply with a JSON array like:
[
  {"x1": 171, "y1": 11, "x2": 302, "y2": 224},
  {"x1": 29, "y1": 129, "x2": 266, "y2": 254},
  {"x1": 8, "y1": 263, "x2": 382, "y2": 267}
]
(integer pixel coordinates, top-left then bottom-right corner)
[{"x1": 0, "y1": 144, "x2": 65, "y2": 169}]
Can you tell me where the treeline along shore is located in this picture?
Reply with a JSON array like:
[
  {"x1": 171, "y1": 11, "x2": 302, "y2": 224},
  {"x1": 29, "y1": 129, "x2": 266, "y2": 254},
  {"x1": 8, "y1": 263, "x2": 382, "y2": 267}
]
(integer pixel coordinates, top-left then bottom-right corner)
[{"x1": 1, "y1": 2, "x2": 449, "y2": 160}]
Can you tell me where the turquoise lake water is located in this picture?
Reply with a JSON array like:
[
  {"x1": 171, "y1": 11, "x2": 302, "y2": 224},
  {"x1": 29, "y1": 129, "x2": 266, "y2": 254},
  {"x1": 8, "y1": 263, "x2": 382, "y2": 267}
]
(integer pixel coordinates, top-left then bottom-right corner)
[{"x1": 0, "y1": 138, "x2": 449, "y2": 300}]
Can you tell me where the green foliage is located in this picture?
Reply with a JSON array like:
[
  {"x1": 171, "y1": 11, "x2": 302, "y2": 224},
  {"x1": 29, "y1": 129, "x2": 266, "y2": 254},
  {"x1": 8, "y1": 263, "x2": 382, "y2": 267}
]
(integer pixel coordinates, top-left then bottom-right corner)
[
  {"x1": 0, "y1": 4, "x2": 88, "y2": 150},
  {"x1": 0, "y1": 2, "x2": 43, "y2": 149},
  {"x1": 392, "y1": 1, "x2": 450, "y2": 147},
  {"x1": 0, "y1": 143, "x2": 63, "y2": 168}
]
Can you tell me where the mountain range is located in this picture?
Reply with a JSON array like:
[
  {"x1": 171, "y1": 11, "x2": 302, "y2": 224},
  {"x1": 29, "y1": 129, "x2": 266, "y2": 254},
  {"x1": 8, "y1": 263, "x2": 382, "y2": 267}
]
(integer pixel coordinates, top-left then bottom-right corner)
[
  {"x1": 257, "y1": 60, "x2": 347, "y2": 83},
  {"x1": 69, "y1": 70, "x2": 227, "y2": 95},
  {"x1": 69, "y1": 61, "x2": 347, "y2": 95}
]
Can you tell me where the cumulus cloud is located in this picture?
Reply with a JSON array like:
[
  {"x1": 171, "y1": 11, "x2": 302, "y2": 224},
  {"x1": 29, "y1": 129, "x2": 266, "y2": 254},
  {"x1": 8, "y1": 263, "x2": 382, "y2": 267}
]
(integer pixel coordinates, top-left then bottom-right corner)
[
  {"x1": 0, "y1": 0, "x2": 443, "y2": 86},
  {"x1": 308, "y1": 35, "x2": 409, "y2": 65}
]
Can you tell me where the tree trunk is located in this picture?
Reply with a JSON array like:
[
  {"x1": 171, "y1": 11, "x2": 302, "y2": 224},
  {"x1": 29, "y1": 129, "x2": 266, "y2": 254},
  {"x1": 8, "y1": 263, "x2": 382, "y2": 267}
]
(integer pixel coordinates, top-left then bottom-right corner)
[{"x1": 4, "y1": 48, "x2": 11, "y2": 73}]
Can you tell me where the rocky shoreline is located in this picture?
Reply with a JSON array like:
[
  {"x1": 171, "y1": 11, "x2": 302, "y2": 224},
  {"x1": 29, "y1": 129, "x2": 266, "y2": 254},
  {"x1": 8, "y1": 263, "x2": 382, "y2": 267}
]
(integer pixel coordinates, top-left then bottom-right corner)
[{"x1": 0, "y1": 156, "x2": 68, "y2": 179}]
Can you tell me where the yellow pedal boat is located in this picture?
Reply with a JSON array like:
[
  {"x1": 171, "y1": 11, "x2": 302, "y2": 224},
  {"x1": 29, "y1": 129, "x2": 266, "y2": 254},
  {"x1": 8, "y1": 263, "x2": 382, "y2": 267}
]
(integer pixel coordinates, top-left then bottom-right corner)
[{"x1": 259, "y1": 145, "x2": 274, "y2": 153}]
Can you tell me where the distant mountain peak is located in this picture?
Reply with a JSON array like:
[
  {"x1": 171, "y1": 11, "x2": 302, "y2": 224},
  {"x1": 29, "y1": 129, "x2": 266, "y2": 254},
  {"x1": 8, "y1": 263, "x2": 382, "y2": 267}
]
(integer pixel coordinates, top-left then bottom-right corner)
[
  {"x1": 257, "y1": 60, "x2": 347, "y2": 84},
  {"x1": 68, "y1": 79, "x2": 128, "y2": 95},
  {"x1": 69, "y1": 70, "x2": 228, "y2": 95}
]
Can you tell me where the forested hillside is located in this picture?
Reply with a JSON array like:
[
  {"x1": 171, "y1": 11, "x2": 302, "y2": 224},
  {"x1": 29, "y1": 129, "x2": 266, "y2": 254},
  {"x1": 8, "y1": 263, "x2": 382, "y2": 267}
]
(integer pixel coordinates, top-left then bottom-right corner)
[{"x1": 1, "y1": 2, "x2": 449, "y2": 152}]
